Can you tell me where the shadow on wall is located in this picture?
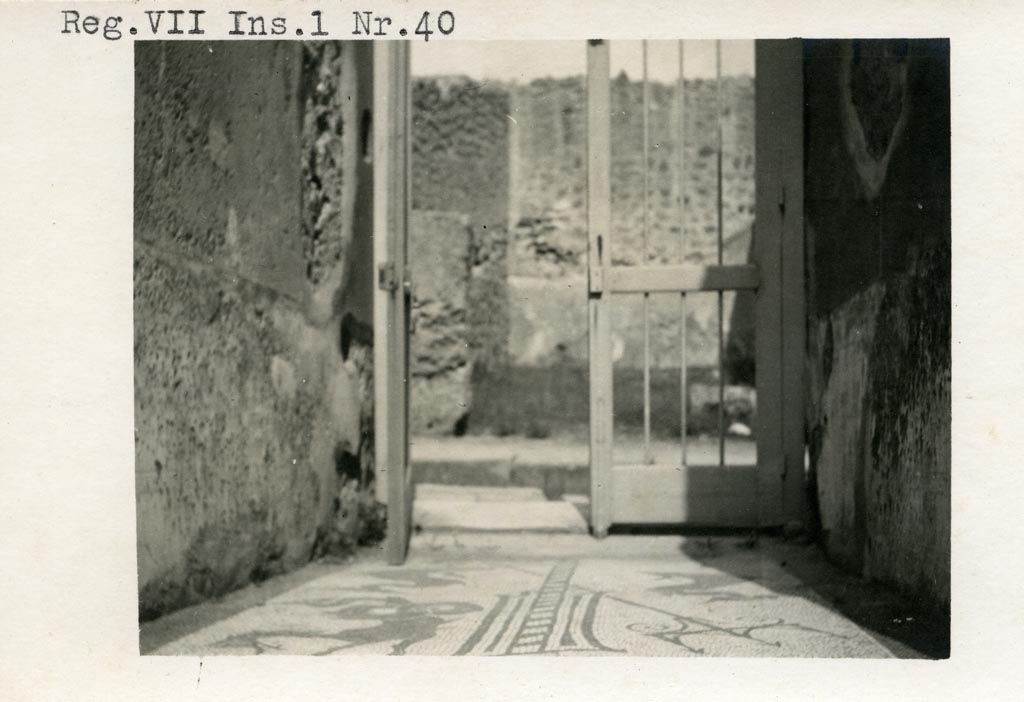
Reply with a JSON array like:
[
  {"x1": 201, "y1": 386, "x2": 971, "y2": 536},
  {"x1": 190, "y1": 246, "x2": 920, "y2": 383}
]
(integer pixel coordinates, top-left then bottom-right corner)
[{"x1": 802, "y1": 38, "x2": 950, "y2": 616}]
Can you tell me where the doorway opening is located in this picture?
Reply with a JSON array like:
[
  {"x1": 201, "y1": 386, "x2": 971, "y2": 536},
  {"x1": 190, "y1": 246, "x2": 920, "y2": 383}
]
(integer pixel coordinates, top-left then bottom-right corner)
[{"x1": 375, "y1": 40, "x2": 804, "y2": 563}]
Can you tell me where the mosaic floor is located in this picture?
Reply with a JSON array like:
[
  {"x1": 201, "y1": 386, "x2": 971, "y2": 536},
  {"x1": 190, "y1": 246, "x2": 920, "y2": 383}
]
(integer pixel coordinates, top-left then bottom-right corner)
[{"x1": 146, "y1": 534, "x2": 895, "y2": 657}]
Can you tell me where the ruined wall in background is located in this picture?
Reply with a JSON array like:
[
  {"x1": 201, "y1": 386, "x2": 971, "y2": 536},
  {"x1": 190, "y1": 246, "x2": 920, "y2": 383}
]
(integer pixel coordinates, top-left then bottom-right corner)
[
  {"x1": 803, "y1": 39, "x2": 950, "y2": 613},
  {"x1": 504, "y1": 75, "x2": 757, "y2": 438},
  {"x1": 410, "y1": 78, "x2": 510, "y2": 434},
  {"x1": 134, "y1": 41, "x2": 377, "y2": 620},
  {"x1": 511, "y1": 75, "x2": 754, "y2": 271},
  {"x1": 408, "y1": 210, "x2": 473, "y2": 433},
  {"x1": 508, "y1": 76, "x2": 755, "y2": 372},
  {"x1": 410, "y1": 73, "x2": 755, "y2": 437}
]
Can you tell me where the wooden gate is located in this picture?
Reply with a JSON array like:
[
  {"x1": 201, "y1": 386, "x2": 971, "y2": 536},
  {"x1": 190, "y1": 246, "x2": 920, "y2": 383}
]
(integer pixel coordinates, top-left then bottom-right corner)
[
  {"x1": 373, "y1": 41, "x2": 414, "y2": 564},
  {"x1": 376, "y1": 39, "x2": 805, "y2": 559},
  {"x1": 586, "y1": 40, "x2": 805, "y2": 536}
]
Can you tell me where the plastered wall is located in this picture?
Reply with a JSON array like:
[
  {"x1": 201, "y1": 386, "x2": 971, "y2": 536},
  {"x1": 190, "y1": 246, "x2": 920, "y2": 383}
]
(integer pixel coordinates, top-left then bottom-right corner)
[
  {"x1": 803, "y1": 39, "x2": 951, "y2": 613},
  {"x1": 134, "y1": 41, "x2": 376, "y2": 619}
]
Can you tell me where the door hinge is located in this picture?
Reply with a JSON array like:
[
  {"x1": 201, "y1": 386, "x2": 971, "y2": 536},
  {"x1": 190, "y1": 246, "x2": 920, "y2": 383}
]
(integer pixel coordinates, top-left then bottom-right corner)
[{"x1": 378, "y1": 262, "x2": 398, "y2": 292}]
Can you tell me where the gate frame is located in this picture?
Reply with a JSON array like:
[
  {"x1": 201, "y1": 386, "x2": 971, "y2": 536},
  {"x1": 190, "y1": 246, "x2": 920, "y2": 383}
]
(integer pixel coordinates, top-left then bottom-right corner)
[
  {"x1": 753, "y1": 39, "x2": 806, "y2": 528},
  {"x1": 376, "y1": 40, "x2": 807, "y2": 559},
  {"x1": 585, "y1": 39, "x2": 805, "y2": 535}
]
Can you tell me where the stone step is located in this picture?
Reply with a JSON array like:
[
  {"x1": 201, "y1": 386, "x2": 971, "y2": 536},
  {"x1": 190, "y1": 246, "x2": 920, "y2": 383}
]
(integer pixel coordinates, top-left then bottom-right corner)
[
  {"x1": 413, "y1": 458, "x2": 588, "y2": 500},
  {"x1": 410, "y1": 436, "x2": 757, "y2": 499},
  {"x1": 415, "y1": 484, "x2": 548, "y2": 502},
  {"x1": 413, "y1": 483, "x2": 589, "y2": 533}
]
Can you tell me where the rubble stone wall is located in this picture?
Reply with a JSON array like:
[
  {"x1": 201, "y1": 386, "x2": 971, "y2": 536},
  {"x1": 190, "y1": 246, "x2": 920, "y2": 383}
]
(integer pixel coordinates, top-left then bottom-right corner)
[
  {"x1": 411, "y1": 74, "x2": 756, "y2": 437},
  {"x1": 409, "y1": 79, "x2": 510, "y2": 434}
]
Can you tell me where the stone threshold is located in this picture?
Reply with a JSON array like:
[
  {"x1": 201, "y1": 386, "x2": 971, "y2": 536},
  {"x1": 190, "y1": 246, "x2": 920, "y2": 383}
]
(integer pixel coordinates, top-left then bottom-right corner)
[{"x1": 411, "y1": 435, "x2": 757, "y2": 500}]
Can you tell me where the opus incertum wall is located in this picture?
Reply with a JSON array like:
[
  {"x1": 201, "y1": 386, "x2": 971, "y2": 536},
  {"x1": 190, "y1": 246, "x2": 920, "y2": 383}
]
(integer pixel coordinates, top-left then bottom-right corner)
[{"x1": 410, "y1": 74, "x2": 757, "y2": 438}]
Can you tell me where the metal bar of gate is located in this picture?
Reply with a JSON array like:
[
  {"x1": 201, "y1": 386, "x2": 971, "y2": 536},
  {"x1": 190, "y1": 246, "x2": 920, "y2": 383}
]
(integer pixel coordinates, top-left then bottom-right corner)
[
  {"x1": 642, "y1": 41, "x2": 653, "y2": 465},
  {"x1": 678, "y1": 41, "x2": 688, "y2": 468},
  {"x1": 715, "y1": 40, "x2": 725, "y2": 468}
]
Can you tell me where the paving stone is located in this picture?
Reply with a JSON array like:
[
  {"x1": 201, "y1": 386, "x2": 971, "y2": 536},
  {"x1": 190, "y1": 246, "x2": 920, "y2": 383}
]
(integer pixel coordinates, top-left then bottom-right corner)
[{"x1": 415, "y1": 484, "x2": 548, "y2": 502}]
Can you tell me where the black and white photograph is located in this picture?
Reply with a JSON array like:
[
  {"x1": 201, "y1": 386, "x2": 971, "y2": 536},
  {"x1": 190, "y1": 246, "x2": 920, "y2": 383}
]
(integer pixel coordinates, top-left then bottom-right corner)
[
  {"x1": 132, "y1": 38, "x2": 950, "y2": 658},
  {"x1": 5, "y1": 0, "x2": 1022, "y2": 698}
]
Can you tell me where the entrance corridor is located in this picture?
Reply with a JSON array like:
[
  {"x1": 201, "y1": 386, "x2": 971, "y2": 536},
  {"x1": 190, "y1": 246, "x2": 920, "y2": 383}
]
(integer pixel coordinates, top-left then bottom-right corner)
[{"x1": 141, "y1": 498, "x2": 943, "y2": 658}]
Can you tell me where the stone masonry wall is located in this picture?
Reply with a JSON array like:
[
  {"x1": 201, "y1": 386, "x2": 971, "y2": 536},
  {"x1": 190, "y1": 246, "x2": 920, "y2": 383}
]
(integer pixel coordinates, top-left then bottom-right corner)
[
  {"x1": 134, "y1": 41, "x2": 377, "y2": 620},
  {"x1": 408, "y1": 210, "x2": 473, "y2": 433},
  {"x1": 410, "y1": 78, "x2": 510, "y2": 434},
  {"x1": 508, "y1": 76, "x2": 755, "y2": 372},
  {"x1": 512, "y1": 75, "x2": 754, "y2": 272},
  {"x1": 410, "y1": 73, "x2": 755, "y2": 437},
  {"x1": 803, "y1": 39, "x2": 950, "y2": 614}
]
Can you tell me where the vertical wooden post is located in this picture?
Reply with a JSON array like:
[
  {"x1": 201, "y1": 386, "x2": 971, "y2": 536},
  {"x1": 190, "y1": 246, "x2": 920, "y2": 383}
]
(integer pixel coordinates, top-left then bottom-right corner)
[
  {"x1": 677, "y1": 41, "x2": 688, "y2": 467},
  {"x1": 587, "y1": 40, "x2": 614, "y2": 537},
  {"x1": 372, "y1": 44, "x2": 391, "y2": 507},
  {"x1": 716, "y1": 40, "x2": 726, "y2": 468},
  {"x1": 374, "y1": 41, "x2": 413, "y2": 564},
  {"x1": 400, "y1": 41, "x2": 414, "y2": 550},
  {"x1": 641, "y1": 41, "x2": 653, "y2": 465},
  {"x1": 755, "y1": 40, "x2": 805, "y2": 526}
]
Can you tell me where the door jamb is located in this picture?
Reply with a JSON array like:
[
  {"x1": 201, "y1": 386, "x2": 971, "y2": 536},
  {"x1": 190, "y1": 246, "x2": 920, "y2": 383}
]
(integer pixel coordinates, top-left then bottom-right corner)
[
  {"x1": 754, "y1": 39, "x2": 806, "y2": 527},
  {"x1": 373, "y1": 41, "x2": 413, "y2": 564}
]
